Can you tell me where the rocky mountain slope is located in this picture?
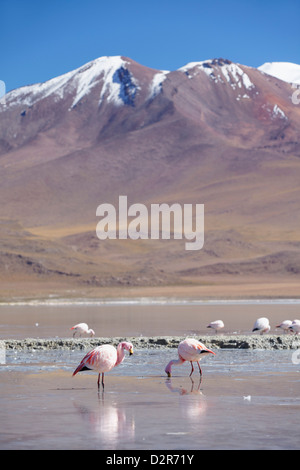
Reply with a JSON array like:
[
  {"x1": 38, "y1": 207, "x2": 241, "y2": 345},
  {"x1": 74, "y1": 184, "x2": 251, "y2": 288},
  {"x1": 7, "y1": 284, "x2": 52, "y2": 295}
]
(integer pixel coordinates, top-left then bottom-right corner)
[{"x1": 0, "y1": 56, "x2": 299, "y2": 297}]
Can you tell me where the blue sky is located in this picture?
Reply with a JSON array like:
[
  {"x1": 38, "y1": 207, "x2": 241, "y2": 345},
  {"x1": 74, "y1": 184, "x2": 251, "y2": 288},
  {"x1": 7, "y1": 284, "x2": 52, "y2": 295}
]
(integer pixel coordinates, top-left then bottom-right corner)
[{"x1": 1, "y1": 0, "x2": 300, "y2": 92}]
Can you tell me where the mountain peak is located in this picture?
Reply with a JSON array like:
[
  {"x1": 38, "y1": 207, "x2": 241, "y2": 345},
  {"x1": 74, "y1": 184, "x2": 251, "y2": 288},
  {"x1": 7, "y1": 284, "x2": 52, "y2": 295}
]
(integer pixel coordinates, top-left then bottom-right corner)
[
  {"x1": 258, "y1": 61, "x2": 300, "y2": 85},
  {"x1": 2, "y1": 55, "x2": 140, "y2": 111},
  {"x1": 178, "y1": 58, "x2": 255, "y2": 91}
]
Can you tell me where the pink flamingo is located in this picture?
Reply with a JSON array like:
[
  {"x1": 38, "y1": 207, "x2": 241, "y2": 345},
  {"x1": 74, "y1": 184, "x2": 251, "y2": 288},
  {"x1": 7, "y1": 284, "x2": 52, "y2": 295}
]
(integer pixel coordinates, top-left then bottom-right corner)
[
  {"x1": 70, "y1": 323, "x2": 95, "y2": 337},
  {"x1": 72, "y1": 341, "x2": 133, "y2": 389},
  {"x1": 165, "y1": 338, "x2": 216, "y2": 378},
  {"x1": 252, "y1": 317, "x2": 270, "y2": 335},
  {"x1": 207, "y1": 320, "x2": 224, "y2": 333},
  {"x1": 276, "y1": 320, "x2": 292, "y2": 333}
]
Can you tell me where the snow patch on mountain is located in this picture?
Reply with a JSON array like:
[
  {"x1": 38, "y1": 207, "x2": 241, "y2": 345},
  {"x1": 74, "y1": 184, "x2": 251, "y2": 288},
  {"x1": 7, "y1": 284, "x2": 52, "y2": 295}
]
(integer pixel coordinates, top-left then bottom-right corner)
[
  {"x1": 272, "y1": 104, "x2": 287, "y2": 120},
  {"x1": 258, "y1": 62, "x2": 300, "y2": 85},
  {"x1": 1, "y1": 56, "x2": 140, "y2": 111},
  {"x1": 262, "y1": 103, "x2": 288, "y2": 121},
  {"x1": 178, "y1": 59, "x2": 255, "y2": 91},
  {"x1": 149, "y1": 70, "x2": 169, "y2": 98},
  {"x1": 3, "y1": 69, "x2": 75, "y2": 109}
]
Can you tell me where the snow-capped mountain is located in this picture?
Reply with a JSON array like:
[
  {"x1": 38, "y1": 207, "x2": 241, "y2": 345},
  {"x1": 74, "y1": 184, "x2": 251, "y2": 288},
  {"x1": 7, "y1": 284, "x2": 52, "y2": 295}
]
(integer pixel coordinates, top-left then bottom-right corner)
[
  {"x1": 2, "y1": 56, "x2": 149, "y2": 110},
  {"x1": 0, "y1": 55, "x2": 299, "y2": 290},
  {"x1": 258, "y1": 62, "x2": 300, "y2": 85},
  {"x1": 0, "y1": 55, "x2": 299, "y2": 215},
  {"x1": 0, "y1": 55, "x2": 294, "y2": 153}
]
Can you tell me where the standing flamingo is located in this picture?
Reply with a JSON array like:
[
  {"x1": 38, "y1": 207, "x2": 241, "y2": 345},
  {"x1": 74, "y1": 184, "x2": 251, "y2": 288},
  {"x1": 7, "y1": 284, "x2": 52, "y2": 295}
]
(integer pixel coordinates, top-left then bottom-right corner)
[
  {"x1": 165, "y1": 338, "x2": 215, "y2": 378},
  {"x1": 276, "y1": 320, "x2": 292, "y2": 333},
  {"x1": 70, "y1": 323, "x2": 95, "y2": 337},
  {"x1": 207, "y1": 320, "x2": 224, "y2": 333},
  {"x1": 252, "y1": 317, "x2": 270, "y2": 335},
  {"x1": 72, "y1": 341, "x2": 133, "y2": 389}
]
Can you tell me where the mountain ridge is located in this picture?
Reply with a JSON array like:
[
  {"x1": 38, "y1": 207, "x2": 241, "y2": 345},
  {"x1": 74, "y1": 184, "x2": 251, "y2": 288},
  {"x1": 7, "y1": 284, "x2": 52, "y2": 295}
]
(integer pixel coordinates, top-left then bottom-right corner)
[{"x1": 0, "y1": 56, "x2": 299, "y2": 297}]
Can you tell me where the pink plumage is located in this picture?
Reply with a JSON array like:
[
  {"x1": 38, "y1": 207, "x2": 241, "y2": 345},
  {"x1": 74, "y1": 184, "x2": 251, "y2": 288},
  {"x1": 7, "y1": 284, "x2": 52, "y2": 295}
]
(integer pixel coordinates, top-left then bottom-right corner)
[
  {"x1": 252, "y1": 317, "x2": 270, "y2": 335},
  {"x1": 70, "y1": 322, "x2": 95, "y2": 337},
  {"x1": 289, "y1": 319, "x2": 300, "y2": 335},
  {"x1": 165, "y1": 338, "x2": 215, "y2": 378},
  {"x1": 73, "y1": 341, "x2": 133, "y2": 389},
  {"x1": 207, "y1": 320, "x2": 224, "y2": 333}
]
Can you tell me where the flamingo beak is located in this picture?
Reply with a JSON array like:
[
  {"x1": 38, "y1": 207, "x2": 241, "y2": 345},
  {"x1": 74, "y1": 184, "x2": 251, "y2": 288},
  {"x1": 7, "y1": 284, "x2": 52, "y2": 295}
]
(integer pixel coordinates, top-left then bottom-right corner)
[
  {"x1": 200, "y1": 348, "x2": 216, "y2": 355},
  {"x1": 129, "y1": 348, "x2": 133, "y2": 356},
  {"x1": 167, "y1": 371, "x2": 171, "y2": 378}
]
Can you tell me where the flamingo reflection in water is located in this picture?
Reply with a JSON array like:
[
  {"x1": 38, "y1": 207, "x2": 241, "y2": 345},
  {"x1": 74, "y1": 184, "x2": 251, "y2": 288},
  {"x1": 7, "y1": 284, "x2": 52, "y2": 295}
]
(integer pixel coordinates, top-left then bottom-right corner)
[
  {"x1": 166, "y1": 375, "x2": 203, "y2": 395},
  {"x1": 73, "y1": 395, "x2": 135, "y2": 447},
  {"x1": 165, "y1": 377, "x2": 208, "y2": 431}
]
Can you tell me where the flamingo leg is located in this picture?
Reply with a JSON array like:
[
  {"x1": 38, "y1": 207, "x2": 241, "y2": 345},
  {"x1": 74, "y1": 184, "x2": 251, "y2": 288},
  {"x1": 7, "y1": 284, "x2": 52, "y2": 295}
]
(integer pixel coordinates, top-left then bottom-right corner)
[
  {"x1": 189, "y1": 362, "x2": 194, "y2": 377},
  {"x1": 97, "y1": 373, "x2": 105, "y2": 390},
  {"x1": 197, "y1": 361, "x2": 202, "y2": 376}
]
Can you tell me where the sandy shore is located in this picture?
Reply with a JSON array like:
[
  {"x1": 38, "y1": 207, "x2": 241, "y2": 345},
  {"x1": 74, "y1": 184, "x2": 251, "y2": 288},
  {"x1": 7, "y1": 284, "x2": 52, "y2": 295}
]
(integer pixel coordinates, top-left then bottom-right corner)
[
  {"x1": 3, "y1": 334, "x2": 300, "y2": 351},
  {"x1": 1, "y1": 280, "x2": 300, "y2": 302}
]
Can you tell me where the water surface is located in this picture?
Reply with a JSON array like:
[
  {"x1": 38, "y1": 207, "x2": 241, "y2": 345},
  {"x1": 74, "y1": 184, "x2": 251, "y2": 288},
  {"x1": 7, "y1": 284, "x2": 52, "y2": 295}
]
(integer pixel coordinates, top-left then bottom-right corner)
[
  {"x1": 1, "y1": 300, "x2": 300, "y2": 339},
  {"x1": 1, "y1": 347, "x2": 299, "y2": 450}
]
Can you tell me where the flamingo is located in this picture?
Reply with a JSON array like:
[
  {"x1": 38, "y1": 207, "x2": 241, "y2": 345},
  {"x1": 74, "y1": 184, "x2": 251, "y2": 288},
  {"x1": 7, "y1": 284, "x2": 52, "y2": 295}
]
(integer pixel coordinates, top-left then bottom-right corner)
[
  {"x1": 165, "y1": 338, "x2": 215, "y2": 378},
  {"x1": 289, "y1": 319, "x2": 300, "y2": 335},
  {"x1": 70, "y1": 323, "x2": 95, "y2": 337},
  {"x1": 207, "y1": 320, "x2": 224, "y2": 333},
  {"x1": 252, "y1": 317, "x2": 270, "y2": 335},
  {"x1": 276, "y1": 320, "x2": 292, "y2": 333},
  {"x1": 72, "y1": 341, "x2": 133, "y2": 389}
]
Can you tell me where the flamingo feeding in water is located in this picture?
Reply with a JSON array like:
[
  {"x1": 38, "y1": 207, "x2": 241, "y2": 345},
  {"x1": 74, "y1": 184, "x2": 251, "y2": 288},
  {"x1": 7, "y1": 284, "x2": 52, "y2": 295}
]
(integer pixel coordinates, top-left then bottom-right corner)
[
  {"x1": 165, "y1": 338, "x2": 215, "y2": 378},
  {"x1": 252, "y1": 317, "x2": 271, "y2": 335},
  {"x1": 72, "y1": 341, "x2": 133, "y2": 389},
  {"x1": 207, "y1": 320, "x2": 224, "y2": 333},
  {"x1": 70, "y1": 323, "x2": 95, "y2": 337},
  {"x1": 276, "y1": 320, "x2": 292, "y2": 333}
]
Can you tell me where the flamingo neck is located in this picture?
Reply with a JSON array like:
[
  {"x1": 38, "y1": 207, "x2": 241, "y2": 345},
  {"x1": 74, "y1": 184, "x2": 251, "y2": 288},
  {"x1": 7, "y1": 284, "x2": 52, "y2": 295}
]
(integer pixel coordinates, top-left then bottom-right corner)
[
  {"x1": 165, "y1": 357, "x2": 185, "y2": 375},
  {"x1": 115, "y1": 343, "x2": 126, "y2": 366}
]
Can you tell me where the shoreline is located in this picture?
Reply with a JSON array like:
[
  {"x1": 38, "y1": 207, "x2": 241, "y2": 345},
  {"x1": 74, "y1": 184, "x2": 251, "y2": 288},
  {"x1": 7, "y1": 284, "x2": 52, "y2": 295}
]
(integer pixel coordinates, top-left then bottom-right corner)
[
  {"x1": 3, "y1": 334, "x2": 300, "y2": 351},
  {"x1": 1, "y1": 297, "x2": 300, "y2": 307},
  {"x1": 1, "y1": 280, "x2": 300, "y2": 303}
]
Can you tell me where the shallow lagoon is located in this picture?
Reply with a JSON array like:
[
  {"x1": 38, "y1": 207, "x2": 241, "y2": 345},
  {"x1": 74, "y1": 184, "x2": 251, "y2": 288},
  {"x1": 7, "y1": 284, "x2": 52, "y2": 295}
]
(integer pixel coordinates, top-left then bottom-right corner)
[
  {"x1": 1, "y1": 299, "x2": 300, "y2": 450},
  {"x1": 1, "y1": 347, "x2": 300, "y2": 450}
]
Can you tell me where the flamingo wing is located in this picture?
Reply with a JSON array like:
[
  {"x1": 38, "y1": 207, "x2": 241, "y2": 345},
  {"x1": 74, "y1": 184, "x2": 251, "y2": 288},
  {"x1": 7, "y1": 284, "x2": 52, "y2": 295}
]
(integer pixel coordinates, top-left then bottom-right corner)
[
  {"x1": 73, "y1": 345, "x2": 117, "y2": 376},
  {"x1": 178, "y1": 338, "x2": 215, "y2": 362}
]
